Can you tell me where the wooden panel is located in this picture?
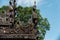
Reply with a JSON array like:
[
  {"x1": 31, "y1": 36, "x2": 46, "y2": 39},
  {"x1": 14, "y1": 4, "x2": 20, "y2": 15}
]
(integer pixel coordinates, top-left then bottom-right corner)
[{"x1": 0, "y1": 34, "x2": 37, "y2": 39}]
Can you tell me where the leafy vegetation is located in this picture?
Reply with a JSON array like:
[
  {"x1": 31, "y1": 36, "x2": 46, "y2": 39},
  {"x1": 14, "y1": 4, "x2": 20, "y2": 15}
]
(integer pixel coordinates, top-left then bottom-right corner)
[
  {"x1": 0, "y1": 6, "x2": 50, "y2": 40},
  {"x1": 0, "y1": 6, "x2": 9, "y2": 13}
]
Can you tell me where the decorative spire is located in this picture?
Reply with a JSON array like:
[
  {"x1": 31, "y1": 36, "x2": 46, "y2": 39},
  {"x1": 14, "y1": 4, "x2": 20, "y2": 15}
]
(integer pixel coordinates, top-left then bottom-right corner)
[
  {"x1": 34, "y1": 0, "x2": 36, "y2": 6},
  {"x1": 9, "y1": 0, "x2": 13, "y2": 5},
  {"x1": 13, "y1": 0, "x2": 16, "y2": 15},
  {"x1": 8, "y1": 0, "x2": 17, "y2": 18},
  {"x1": 9, "y1": 0, "x2": 13, "y2": 9},
  {"x1": 32, "y1": 0, "x2": 38, "y2": 26},
  {"x1": 13, "y1": 0, "x2": 16, "y2": 8},
  {"x1": 9, "y1": 0, "x2": 16, "y2": 9},
  {"x1": 33, "y1": 0, "x2": 36, "y2": 11}
]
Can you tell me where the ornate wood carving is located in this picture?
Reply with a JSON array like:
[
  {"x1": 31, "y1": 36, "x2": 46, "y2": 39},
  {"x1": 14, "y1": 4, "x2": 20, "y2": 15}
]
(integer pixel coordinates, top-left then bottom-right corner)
[{"x1": 0, "y1": 0, "x2": 38, "y2": 40}]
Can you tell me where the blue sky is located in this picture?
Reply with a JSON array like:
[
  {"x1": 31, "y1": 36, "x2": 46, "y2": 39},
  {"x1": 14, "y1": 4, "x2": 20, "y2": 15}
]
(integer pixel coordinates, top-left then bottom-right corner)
[{"x1": 0, "y1": 0, "x2": 60, "y2": 40}]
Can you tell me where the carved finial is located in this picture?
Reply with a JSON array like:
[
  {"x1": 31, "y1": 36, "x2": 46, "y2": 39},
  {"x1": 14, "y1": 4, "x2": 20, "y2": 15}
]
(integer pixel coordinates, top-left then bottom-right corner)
[
  {"x1": 34, "y1": 0, "x2": 36, "y2": 9},
  {"x1": 9, "y1": 0, "x2": 12, "y2": 5},
  {"x1": 13, "y1": 0, "x2": 16, "y2": 6},
  {"x1": 9, "y1": 0, "x2": 13, "y2": 9},
  {"x1": 33, "y1": 0, "x2": 36, "y2": 11},
  {"x1": 34, "y1": 0, "x2": 36, "y2": 6},
  {"x1": 32, "y1": 0, "x2": 38, "y2": 26},
  {"x1": 14, "y1": 0, "x2": 16, "y2": 2}
]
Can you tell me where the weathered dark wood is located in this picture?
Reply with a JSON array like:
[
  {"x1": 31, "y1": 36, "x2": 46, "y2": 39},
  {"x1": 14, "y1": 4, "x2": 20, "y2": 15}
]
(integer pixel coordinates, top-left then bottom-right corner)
[
  {"x1": 0, "y1": 34, "x2": 36, "y2": 39},
  {"x1": 0, "y1": 38, "x2": 36, "y2": 40},
  {"x1": 0, "y1": 0, "x2": 38, "y2": 40},
  {"x1": 0, "y1": 34, "x2": 37, "y2": 40}
]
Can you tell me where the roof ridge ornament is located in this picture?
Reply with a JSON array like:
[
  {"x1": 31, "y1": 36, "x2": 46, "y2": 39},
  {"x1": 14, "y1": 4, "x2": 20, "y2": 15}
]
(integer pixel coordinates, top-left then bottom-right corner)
[
  {"x1": 34, "y1": 0, "x2": 36, "y2": 8},
  {"x1": 33, "y1": 0, "x2": 36, "y2": 11}
]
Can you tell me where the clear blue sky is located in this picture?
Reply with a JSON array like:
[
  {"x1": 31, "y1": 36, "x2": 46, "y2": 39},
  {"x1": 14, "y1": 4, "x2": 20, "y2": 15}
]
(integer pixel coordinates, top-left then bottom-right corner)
[{"x1": 0, "y1": 0, "x2": 60, "y2": 40}]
